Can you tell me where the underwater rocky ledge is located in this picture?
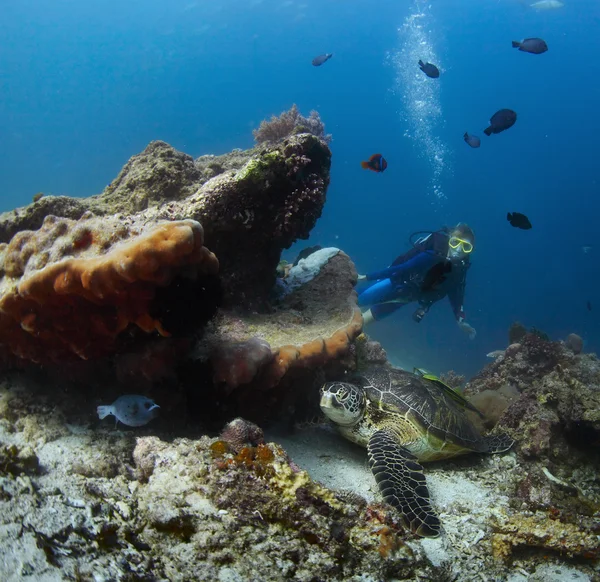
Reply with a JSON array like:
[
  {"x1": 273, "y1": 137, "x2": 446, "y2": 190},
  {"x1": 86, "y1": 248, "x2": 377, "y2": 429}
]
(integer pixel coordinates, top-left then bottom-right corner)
[{"x1": 0, "y1": 135, "x2": 598, "y2": 581}]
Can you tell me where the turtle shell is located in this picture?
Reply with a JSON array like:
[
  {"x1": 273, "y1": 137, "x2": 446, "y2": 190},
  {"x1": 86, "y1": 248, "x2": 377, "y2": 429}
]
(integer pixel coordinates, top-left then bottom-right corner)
[{"x1": 354, "y1": 365, "x2": 487, "y2": 452}]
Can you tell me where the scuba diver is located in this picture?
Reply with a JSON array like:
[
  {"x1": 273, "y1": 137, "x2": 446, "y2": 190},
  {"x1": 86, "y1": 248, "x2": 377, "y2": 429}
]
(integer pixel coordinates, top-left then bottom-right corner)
[{"x1": 357, "y1": 223, "x2": 477, "y2": 339}]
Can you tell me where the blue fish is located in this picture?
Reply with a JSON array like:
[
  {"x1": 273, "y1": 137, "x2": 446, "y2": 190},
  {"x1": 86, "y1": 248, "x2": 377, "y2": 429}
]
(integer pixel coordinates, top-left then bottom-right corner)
[
  {"x1": 97, "y1": 395, "x2": 160, "y2": 427},
  {"x1": 512, "y1": 38, "x2": 548, "y2": 55},
  {"x1": 312, "y1": 53, "x2": 333, "y2": 66},
  {"x1": 418, "y1": 60, "x2": 440, "y2": 78}
]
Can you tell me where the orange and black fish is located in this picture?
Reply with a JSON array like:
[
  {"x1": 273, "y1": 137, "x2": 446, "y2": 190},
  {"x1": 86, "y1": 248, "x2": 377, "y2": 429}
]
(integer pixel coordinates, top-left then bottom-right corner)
[{"x1": 361, "y1": 153, "x2": 387, "y2": 173}]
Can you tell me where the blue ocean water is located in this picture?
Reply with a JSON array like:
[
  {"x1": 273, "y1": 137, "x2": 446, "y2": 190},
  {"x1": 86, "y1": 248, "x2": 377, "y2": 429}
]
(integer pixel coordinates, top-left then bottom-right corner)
[{"x1": 1, "y1": 0, "x2": 598, "y2": 377}]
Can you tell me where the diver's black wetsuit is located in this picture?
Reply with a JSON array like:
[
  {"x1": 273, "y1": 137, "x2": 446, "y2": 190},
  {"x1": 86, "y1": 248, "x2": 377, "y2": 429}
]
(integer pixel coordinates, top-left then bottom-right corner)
[{"x1": 358, "y1": 230, "x2": 470, "y2": 322}]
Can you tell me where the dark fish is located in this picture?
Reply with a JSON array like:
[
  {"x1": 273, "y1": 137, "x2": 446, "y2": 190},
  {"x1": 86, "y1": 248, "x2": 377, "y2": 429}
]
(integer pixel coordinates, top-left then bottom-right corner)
[
  {"x1": 484, "y1": 109, "x2": 517, "y2": 136},
  {"x1": 587, "y1": 300, "x2": 592, "y2": 312},
  {"x1": 361, "y1": 153, "x2": 387, "y2": 173},
  {"x1": 464, "y1": 132, "x2": 481, "y2": 148},
  {"x1": 507, "y1": 212, "x2": 532, "y2": 230},
  {"x1": 312, "y1": 53, "x2": 332, "y2": 66},
  {"x1": 512, "y1": 38, "x2": 548, "y2": 54},
  {"x1": 294, "y1": 245, "x2": 322, "y2": 265},
  {"x1": 418, "y1": 60, "x2": 440, "y2": 78},
  {"x1": 421, "y1": 260, "x2": 452, "y2": 292}
]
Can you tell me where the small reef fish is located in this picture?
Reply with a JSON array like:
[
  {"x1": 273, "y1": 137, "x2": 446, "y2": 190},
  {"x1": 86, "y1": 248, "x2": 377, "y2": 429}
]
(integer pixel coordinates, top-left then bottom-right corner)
[
  {"x1": 512, "y1": 38, "x2": 548, "y2": 54},
  {"x1": 312, "y1": 53, "x2": 332, "y2": 66},
  {"x1": 361, "y1": 153, "x2": 387, "y2": 173},
  {"x1": 582, "y1": 245, "x2": 592, "y2": 254},
  {"x1": 463, "y1": 132, "x2": 481, "y2": 148},
  {"x1": 418, "y1": 60, "x2": 440, "y2": 78},
  {"x1": 507, "y1": 212, "x2": 532, "y2": 230},
  {"x1": 484, "y1": 109, "x2": 517, "y2": 136},
  {"x1": 487, "y1": 350, "x2": 506, "y2": 359},
  {"x1": 97, "y1": 395, "x2": 160, "y2": 427},
  {"x1": 530, "y1": 0, "x2": 564, "y2": 10}
]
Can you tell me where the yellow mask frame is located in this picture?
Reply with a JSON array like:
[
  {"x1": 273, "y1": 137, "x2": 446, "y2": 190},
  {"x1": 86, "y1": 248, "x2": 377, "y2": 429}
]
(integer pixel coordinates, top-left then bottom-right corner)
[{"x1": 448, "y1": 236, "x2": 473, "y2": 253}]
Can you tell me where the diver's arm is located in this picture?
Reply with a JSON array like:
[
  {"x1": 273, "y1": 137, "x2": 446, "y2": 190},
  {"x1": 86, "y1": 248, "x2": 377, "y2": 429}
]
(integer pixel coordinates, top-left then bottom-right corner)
[
  {"x1": 448, "y1": 271, "x2": 476, "y2": 339},
  {"x1": 447, "y1": 268, "x2": 467, "y2": 321},
  {"x1": 365, "y1": 251, "x2": 436, "y2": 282}
]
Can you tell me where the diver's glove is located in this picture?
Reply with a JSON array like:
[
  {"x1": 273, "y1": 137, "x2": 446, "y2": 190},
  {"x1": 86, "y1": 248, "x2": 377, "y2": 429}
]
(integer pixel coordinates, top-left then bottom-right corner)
[
  {"x1": 357, "y1": 274, "x2": 367, "y2": 281},
  {"x1": 458, "y1": 320, "x2": 477, "y2": 340}
]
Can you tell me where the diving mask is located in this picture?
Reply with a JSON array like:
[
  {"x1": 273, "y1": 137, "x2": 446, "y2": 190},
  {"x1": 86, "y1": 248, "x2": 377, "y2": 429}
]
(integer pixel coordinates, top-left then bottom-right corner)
[{"x1": 448, "y1": 236, "x2": 473, "y2": 254}]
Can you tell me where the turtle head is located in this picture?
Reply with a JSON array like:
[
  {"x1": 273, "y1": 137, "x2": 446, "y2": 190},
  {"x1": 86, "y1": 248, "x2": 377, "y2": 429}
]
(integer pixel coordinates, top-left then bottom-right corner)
[{"x1": 320, "y1": 381, "x2": 365, "y2": 427}]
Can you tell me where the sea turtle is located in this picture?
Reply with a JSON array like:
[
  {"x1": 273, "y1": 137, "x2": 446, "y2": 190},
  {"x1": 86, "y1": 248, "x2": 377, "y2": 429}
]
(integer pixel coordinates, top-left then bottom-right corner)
[{"x1": 320, "y1": 365, "x2": 514, "y2": 537}]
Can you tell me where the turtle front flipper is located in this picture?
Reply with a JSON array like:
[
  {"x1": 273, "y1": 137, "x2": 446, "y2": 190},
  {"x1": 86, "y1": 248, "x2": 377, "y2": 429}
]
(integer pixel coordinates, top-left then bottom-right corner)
[
  {"x1": 367, "y1": 430, "x2": 441, "y2": 537},
  {"x1": 484, "y1": 432, "x2": 514, "y2": 453}
]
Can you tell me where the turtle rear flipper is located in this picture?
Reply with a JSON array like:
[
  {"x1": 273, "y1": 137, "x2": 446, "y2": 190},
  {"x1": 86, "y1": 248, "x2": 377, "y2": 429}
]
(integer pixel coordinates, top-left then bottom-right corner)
[
  {"x1": 367, "y1": 430, "x2": 441, "y2": 537},
  {"x1": 484, "y1": 433, "x2": 514, "y2": 453}
]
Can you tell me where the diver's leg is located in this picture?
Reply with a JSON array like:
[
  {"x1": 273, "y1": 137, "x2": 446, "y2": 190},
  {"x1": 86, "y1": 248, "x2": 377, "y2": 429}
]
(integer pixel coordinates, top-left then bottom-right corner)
[
  {"x1": 362, "y1": 302, "x2": 406, "y2": 325},
  {"x1": 362, "y1": 309, "x2": 375, "y2": 325},
  {"x1": 358, "y1": 279, "x2": 398, "y2": 307},
  {"x1": 369, "y1": 302, "x2": 406, "y2": 321},
  {"x1": 359, "y1": 279, "x2": 409, "y2": 325}
]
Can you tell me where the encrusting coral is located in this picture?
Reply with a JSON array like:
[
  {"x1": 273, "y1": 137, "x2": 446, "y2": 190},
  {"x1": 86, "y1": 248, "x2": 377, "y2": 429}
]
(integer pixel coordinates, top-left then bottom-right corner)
[
  {"x1": 0, "y1": 215, "x2": 218, "y2": 363},
  {"x1": 219, "y1": 417, "x2": 265, "y2": 452},
  {"x1": 197, "y1": 249, "x2": 363, "y2": 394},
  {"x1": 211, "y1": 337, "x2": 273, "y2": 392}
]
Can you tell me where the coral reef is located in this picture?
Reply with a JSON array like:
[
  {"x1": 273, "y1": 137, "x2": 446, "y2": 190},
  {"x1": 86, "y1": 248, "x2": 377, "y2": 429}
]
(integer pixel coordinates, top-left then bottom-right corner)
[
  {"x1": 565, "y1": 332, "x2": 584, "y2": 354},
  {"x1": 0, "y1": 216, "x2": 218, "y2": 363},
  {"x1": 0, "y1": 134, "x2": 331, "y2": 310},
  {"x1": 1, "y1": 375, "x2": 598, "y2": 581},
  {"x1": 253, "y1": 104, "x2": 332, "y2": 145},
  {"x1": 100, "y1": 140, "x2": 203, "y2": 213},
  {"x1": 0, "y1": 381, "x2": 435, "y2": 582},
  {"x1": 196, "y1": 250, "x2": 362, "y2": 395},
  {"x1": 211, "y1": 337, "x2": 273, "y2": 392},
  {"x1": 467, "y1": 334, "x2": 600, "y2": 459},
  {"x1": 219, "y1": 417, "x2": 265, "y2": 452},
  {"x1": 0, "y1": 132, "x2": 599, "y2": 580},
  {"x1": 463, "y1": 332, "x2": 600, "y2": 568},
  {"x1": 491, "y1": 512, "x2": 600, "y2": 561},
  {"x1": 508, "y1": 321, "x2": 528, "y2": 345},
  {"x1": 354, "y1": 333, "x2": 389, "y2": 368}
]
